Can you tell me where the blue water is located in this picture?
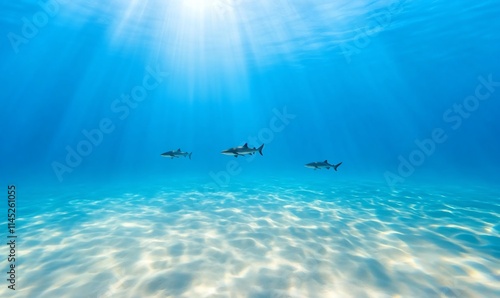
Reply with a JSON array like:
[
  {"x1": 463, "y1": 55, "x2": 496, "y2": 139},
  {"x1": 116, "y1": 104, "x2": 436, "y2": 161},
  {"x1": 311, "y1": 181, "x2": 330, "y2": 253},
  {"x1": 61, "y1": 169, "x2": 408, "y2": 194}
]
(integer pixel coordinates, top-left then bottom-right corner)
[{"x1": 1, "y1": 0, "x2": 500, "y2": 297}]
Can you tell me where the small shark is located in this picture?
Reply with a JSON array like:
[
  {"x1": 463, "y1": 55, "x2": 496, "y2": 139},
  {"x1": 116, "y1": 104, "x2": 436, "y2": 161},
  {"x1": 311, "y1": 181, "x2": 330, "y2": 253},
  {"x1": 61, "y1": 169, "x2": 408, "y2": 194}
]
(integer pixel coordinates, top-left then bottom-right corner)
[
  {"x1": 161, "y1": 148, "x2": 192, "y2": 159},
  {"x1": 305, "y1": 160, "x2": 342, "y2": 171},
  {"x1": 221, "y1": 143, "x2": 264, "y2": 157}
]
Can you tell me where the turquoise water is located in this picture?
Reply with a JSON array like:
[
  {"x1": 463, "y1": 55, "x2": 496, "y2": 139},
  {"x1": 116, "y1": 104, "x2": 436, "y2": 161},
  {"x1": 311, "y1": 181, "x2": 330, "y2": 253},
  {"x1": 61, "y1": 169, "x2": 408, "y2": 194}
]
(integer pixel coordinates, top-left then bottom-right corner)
[
  {"x1": 8, "y1": 179, "x2": 500, "y2": 297},
  {"x1": 1, "y1": 0, "x2": 500, "y2": 297}
]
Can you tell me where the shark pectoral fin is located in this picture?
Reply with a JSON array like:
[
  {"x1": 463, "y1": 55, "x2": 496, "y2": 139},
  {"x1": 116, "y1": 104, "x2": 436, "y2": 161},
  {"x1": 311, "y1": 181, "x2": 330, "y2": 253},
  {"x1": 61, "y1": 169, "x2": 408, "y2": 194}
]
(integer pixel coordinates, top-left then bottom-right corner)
[{"x1": 326, "y1": 167, "x2": 330, "y2": 169}]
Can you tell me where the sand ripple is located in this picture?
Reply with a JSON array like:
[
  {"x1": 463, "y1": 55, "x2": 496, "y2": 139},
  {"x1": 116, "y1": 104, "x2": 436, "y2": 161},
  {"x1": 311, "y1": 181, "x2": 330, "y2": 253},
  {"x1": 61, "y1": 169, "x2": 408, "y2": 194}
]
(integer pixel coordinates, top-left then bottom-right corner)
[{"x1": 1, "y1": 181, "x2": 499, "y2": 297}]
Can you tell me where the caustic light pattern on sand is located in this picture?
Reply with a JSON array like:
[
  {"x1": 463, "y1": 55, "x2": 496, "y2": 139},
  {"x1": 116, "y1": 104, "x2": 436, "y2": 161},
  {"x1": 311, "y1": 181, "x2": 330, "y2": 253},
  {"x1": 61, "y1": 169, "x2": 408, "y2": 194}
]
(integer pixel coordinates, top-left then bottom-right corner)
[{"x1": 4, "y1": 181, "x2": 499, "y2": 298}]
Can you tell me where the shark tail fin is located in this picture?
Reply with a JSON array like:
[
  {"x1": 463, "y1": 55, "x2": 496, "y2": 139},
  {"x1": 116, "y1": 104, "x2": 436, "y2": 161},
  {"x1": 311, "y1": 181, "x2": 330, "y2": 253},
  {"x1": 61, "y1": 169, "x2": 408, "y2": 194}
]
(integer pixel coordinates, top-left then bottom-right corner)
[
  {"x1": 189, "y1": 152, "x2": 192, "y2": 160},
  {"x1": 258, "y1": 144, "x2": 264, "y2": 156},
  {"x1": 334, "y1": 162, "x2": 342, "y2": 171}
]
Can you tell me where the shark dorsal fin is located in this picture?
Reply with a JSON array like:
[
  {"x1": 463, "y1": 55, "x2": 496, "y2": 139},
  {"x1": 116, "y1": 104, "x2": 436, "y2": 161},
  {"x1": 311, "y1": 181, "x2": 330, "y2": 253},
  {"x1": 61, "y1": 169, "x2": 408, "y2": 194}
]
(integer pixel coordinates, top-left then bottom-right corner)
[
  {"x1": 243, "y1": 143, "x2": 248, "y2": 148},
  {"x1": 177, "y1": 148, "x2": 181, "y2": 152},
  {"x1": 324, "y1": 160, "x2": 328, "y2": 163}
]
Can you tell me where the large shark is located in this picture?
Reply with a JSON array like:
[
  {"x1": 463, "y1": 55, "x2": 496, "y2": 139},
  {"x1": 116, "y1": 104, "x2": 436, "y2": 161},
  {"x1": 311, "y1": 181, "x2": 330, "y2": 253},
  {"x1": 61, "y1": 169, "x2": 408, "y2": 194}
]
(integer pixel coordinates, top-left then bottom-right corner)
[
  {"x1": 161, "y1": 148, "x2": 192, "y2": 159},
  {"x1": 221, "y1": 143, "x2": 264, "y2": 157},
  {"x1": 305, "y1": 160, "x2": 342, "y2": 171}
]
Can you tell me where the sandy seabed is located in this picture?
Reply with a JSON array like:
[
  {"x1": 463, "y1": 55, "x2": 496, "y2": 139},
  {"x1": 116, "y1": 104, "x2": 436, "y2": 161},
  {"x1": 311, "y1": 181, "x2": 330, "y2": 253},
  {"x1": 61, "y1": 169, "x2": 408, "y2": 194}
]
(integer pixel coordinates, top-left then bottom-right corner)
[{"x1": 2, "y1": 180, "x2": 499, "y2": 298}]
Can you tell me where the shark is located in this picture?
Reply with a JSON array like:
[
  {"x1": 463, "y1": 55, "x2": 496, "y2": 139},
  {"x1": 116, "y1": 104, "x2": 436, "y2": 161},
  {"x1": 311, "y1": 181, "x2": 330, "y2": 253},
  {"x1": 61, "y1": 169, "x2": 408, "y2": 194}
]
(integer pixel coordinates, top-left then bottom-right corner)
[
  {"x1": 305, "y1": 160, "x2": 342, "y2": 171},
  {"x1": 161, "y1": 148, "x2": 192, "y2": 159},
  {"x1": 221, "y1": 143, "x2": 264, "y2": 157}
]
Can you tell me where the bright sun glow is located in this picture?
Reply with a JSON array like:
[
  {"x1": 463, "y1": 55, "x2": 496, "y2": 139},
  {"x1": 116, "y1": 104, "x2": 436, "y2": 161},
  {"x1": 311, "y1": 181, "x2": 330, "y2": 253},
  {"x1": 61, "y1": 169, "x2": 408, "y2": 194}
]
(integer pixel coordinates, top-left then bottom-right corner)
[{"x1": 182, "y1": 0, "x2": 236, "y2": 13}]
